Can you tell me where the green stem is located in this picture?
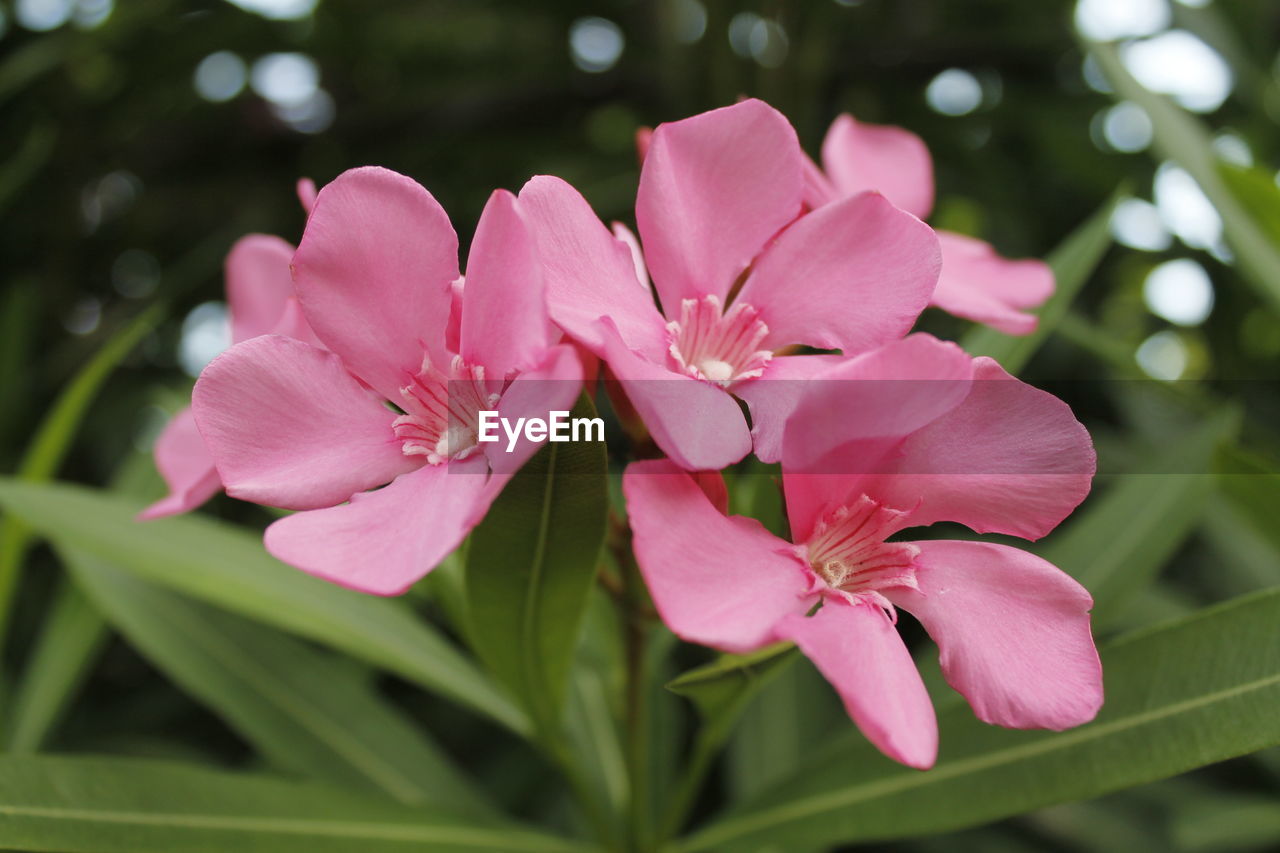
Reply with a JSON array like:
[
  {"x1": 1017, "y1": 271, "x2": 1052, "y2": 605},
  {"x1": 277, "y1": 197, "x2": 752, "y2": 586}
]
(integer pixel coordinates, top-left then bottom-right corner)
[
  {"x1": 624, "y1": 573, "x2": 651, "y2": 851},
  {"x1": 610, "y1": 513, "x2": 653, "y2": 853}
]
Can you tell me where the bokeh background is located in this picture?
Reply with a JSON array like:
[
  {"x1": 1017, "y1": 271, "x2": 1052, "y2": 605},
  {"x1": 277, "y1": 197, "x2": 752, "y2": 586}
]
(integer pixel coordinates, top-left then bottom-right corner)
[{"x1": 2, "y1": 0, "x2": 1279, "y2": 850}]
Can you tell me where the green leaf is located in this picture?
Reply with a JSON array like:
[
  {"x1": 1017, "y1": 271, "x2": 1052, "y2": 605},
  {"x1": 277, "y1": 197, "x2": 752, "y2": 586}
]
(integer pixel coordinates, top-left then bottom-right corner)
[
  {"x1": 1219, "y1": 163, "x2": 1280, "y2": 248},
  {"x1": 660, "y1": 644, "x2": 801, "y2": 838},
  {"x1": 1173, "y1": 792, "x2": 1280, "y2": 852},
  {"x1": 665, "y1": 643, "x2": 797, "y2": 723},
  {"x1": 0, "y1": 122, "x2": 55, "y2": 215},
  {"x1": 961, "y1": 190, "x2": 1120, "y2": 375},
  {"x1": 1202, "y1": 499, "x2": 1280, "y2": 597},
  {"x1": 0, "y1": 305, "x2": 162, "y2": 634},
  {"x1": 563, "y1": 589, "x2": 628, "y2": 820},
  {"x1": 465, "y1": 396, "x2": 608, "y2": 728},
  {"x1": 1038, "y1": 408, "x2": 1239, "y2": 629},
  {"x1": 4, "y1": 581, "x2": 108, "y2": 752},
  {"x1": 0, "y1": 477, "x2": 526, "y2": 736},
  {"x1": 0, "y1": 755, "x2": 590, "y2": 853},
  {"x1": 63, "y1": 546, "x2": 491, "y2": 815},
  {"x1": 1216, "y1": 445, "x2": 1280, "y2": 558},
  {"x1": 676, "y1": 586, "x2": 1280, "y2": 852},
  {"x1": 1088, "y1": 41, "x2": 1280, "y2": 313},
  {"x1": 726, "y1": 659, "x2": 843, "y2": 807}
]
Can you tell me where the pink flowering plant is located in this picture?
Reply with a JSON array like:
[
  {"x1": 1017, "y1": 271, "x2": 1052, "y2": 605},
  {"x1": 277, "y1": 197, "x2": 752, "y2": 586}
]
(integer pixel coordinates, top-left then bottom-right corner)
[
  {"x1": 180, "y1": 96, "x2": 1103, "y2": 843},
  {"x1": 8, "y1": 84, "x2": 1278, "y2": 853}
]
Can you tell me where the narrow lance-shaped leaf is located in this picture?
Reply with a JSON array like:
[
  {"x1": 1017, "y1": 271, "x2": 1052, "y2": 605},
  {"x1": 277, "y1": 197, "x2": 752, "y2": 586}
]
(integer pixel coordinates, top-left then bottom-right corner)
[
  {"x1": 63, "y1": 546, "x2": 492, "y2": 817},
  {"x1": 1173, "y1": 792, "x2": 1280, "y2": 853},
  {"x1": 466, "y1": 395, "x2": 608, "y2": 729},
  {"x1": 1088, "y1": 40, "x2": 1280, "y2": 313},
  {"x1": 666, "y1": 643, "x2": 798, "y2": 725},
  {"x1": 0, "y1": 755, "x2": 591, "y2": 853},
  {"x1": 3, "y1": 580, "x2": 108, "y2": 753},
  {"x1": 0, "y1": 477, "x2": 526, "y2": 736},
  {"x1": 0, "y1": 305, "x2": 162, "y2": 634},
  {"x1": 1216, "y1": 444, "x2": 1280, "y2": 560},
  {"x1": 675, "y1": 585, "x2": 1280, "y2": 852},
  {"x1": 726, "y1": 657, "x2": 845, "y2": 807},
  {"x1": 660, "y1": 644, "x2": 801, "y2": 837},
  {"x1": 1038, "y1": 407, "x2": 1239, "y2": 629},
  {"x1": 1218, "y1": 163, "x2": 1280, "y2": 248}
]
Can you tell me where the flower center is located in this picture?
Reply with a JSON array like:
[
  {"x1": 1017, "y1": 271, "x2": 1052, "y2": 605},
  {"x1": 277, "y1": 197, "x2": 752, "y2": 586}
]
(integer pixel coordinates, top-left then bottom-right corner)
[
  {"x1": 803, "y1": 496, "x2": 919, "y2": 597},
  {"x1": 393, "y1": 356, "x2": 499, "y2": 465},
  {"x1": 666, "y1": 295, "x2": 772, "y2": 387}
]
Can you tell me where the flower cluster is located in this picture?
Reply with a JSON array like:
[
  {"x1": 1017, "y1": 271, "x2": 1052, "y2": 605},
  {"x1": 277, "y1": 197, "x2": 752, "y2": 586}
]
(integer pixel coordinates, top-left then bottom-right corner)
[{"x1": 148, "y1": 99, "x2": 1102, "y2": 769}]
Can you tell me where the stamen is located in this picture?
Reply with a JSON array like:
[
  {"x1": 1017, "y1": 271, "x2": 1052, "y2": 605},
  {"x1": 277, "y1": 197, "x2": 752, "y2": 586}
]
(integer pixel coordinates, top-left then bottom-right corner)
[
  {"x1": 803, "y1": 496, "x2": 920, "y2": 597},
  {"x1": 666, "y1": 295, "x2": 772, "y2": 387},
  {"x1": 393, "y1": 356, "x2": 499, "y2": 465}
]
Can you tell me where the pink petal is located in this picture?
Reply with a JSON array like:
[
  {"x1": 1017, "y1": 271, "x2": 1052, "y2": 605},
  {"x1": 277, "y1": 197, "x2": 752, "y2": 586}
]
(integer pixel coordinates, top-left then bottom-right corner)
[
  {"x1": 483, "y1": 343, "x2": 585, "y2": 476},
  {"x1": 862, "y1": 357, "x2": 1095, "y2": 540},
  {"x1": 446, "y1": 276, "x2": 464, "y2": 356},
  {"x1": 635, "y1": 126, "x2": 652, "y2": 163},
  {"x1": 518, "y1": 176, "x2": 668, "y2": 359},
  {"x1": 293, "y1": 166, "x2": 459, "y2": 400},
  {"x1": 460, "y1": 190, "x2": 555, "y2": 378},
  {"x1": 192, "y1": 335, "x2": 417, "y2": 511},
  {"x1": 774, "y1": 597, "x2": 937, "y2": 769},
  {"x1": 820, "y1": 113, "x2": 935, "y2": 219},
  {"x1": 138, "y1": 407, "x2": 222, "y2": 520},
  {"x1": 636, "y1": 99, "x2": 803, "y2": 309},
  {"x1": 801, "y1": 152, "x2": 839, "y2": 209},
  {"x1": 611, "y1": 221, "x2": 651, "y2": 290},
  {"x1": 733, "y1": 353, "x2": 845, "y2": 464},
  {"x1": 225, "y1": 235, "x2": 296, "y2": 344},
  {"x1": 266, "y1": 296, "x2": 325, "y2": 350},
  {"x1": 690, "y1": 469, "x2": 729, "y2": 515},
  {"x1": 597, "y1": 318, "x2": 751, "y2": 471},
  {"x1": 886, "y1": 540, "x2": 1103, "y2": 730},
  {"x1": 736, "y1": 192, "x2": 940, "y2": 353},
  {"x1": 778, "y1": 334, "x2": 973, "y2": 541},
  {"x1": 265, "y1": 458, "x2": 490, "y2": 595},
  {"x1": 624, "y1": 459, "x2": 813, "y2": 653},
  {"x1": 931, "y1": 231, "x2": 1054, "y2": 336},
  {"x1": 296, "y1": 178, "x2": 318, "y2": 214}
]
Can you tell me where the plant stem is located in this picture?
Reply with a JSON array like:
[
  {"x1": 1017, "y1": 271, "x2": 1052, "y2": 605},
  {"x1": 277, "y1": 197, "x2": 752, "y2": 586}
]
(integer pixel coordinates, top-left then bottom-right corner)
[
  {"x1": 624, "y1": 574, "x2": 652, "y2": 850},
  {"x1": 611, "y1": 513, "x2": 654, "y2": 853}
]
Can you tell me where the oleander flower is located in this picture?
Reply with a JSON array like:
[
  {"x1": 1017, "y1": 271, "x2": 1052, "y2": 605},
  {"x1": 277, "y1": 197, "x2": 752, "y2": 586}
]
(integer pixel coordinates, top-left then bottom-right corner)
[
  {"x1": 192, "y1": 167, "x2": 582, "y2": 595},
  {"x1": 520, "y1": 99, "x2": 941, "y2": 471},
  {"x1": 140, "y1": 181, "x2": 322, "y2": 520},
  {"x1": 624, "y1": 334, "x2": 1101, "y2": 768},
  {"x1": 805, "y1": 113, "x2": 1054, "y2": 335}
]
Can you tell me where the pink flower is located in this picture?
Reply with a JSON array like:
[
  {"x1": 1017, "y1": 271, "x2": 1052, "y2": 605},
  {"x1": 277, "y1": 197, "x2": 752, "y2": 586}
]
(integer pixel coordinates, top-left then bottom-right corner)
[
  {"x1": 624, "y1": 334, "x2": 1101, "y2": 768},
  {"x1": 191, "y1": 167, "x2": 583, "y2": 595},
  {"x1": 140, "y1": 182, "x2": 322, "y2": 520},
  {"x1": 520, "y1": 99, "x2": 941, "y2": 471},
  {"x1": 806, "y1": 113, "x2": 1054, "y2": 335}
]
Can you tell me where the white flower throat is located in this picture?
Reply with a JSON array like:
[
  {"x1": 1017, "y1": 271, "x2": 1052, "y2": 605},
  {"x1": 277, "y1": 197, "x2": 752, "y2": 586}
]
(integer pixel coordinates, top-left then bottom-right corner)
[
  {"x1": 666, "y1": 295, "x2": 772, "y2": 387},
  {"x1": 392, "y1": 356, "x2": 498, "y2": 465}
]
